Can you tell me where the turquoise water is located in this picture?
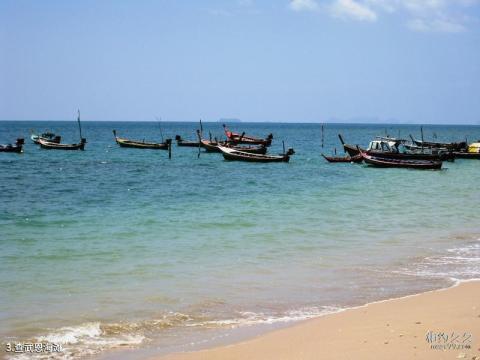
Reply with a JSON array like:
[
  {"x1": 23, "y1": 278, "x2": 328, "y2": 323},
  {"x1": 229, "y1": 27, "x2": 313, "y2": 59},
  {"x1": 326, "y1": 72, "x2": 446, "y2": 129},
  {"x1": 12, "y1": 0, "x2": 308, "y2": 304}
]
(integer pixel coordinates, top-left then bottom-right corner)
[{"x1": 1, "y1": 121, "x2": 480, "y2": 359}]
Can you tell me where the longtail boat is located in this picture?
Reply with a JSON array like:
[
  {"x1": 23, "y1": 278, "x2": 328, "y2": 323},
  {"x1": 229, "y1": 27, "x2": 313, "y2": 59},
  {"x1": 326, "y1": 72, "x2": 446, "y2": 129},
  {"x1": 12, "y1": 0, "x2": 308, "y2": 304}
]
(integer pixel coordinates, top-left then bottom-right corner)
[
  {"x1": 175, "y1": 135, "x2": 199, "y2": 147},
  {"x1": 39, "y1": 111, "x2": 86, "y2": 151},
  {"x1": 409, "y1": 135, "x2": 466, "y2": 152},
  {"x1": 339, "y1": 135, "x2": 453, "y2": 161},
  {"x1": 31, "y1": 132, "x2": 61, "y2": 145},
  {"x1": 453, "y1": 141, "x2": 480, "y2": 159},
  {"x1": 196, "y1": 130, "x2": 267, "y2": 154},
  {"x1": 0, "y1": 138, "x2": 24, "y2": 153},
  {"x1": 39, "y1": 138, "x2": 86, "y2": 150},
  {"x1": 223, "y1": 124, "x2": 273, "y2": 147},
  {"x1": 113, "y1": 130, "x2": 171, "y2": 150},
  {"x1": 321, "y1": 154, "x2": 363, "y2": 163},
  {"x1": 338, "y1": 134, "x2": 364, "y2": 156},
  {"x1": 218, "y1": 145, "x2": 293, "y2": 163},
  {"x1": 360, "y1": 151, "x2": 442, "y2": 170}
]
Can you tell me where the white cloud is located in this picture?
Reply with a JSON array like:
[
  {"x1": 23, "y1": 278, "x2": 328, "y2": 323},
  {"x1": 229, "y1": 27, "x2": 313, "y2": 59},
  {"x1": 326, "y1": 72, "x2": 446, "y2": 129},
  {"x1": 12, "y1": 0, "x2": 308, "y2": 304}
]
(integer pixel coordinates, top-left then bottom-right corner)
[
  {"x1": 330, "y1": 0, "x2": 377, "y2": 21},
  {"x1": 289, "y1": 0, "x2": 320, "y2": 12},
  {"x1": 286, "y1": 0, "x2": 478, "y2": 32},
  {"x1": 407, "y1": 17, "x2": 466, "y2": 32},
  {"x1": 328, "y1": 0, "x2": 477, "y2": 32}
]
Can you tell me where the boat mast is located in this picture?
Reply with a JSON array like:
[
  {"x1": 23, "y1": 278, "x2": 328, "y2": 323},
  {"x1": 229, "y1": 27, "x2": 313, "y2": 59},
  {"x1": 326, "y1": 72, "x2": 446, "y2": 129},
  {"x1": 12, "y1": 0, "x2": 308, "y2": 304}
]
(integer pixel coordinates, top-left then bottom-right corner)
[
  {"x1": 77, "y1": 109, "x2": 83, "y2": 141},
  {"x1": 156, "y1": 117, "x2": 164, "y2": 142}
]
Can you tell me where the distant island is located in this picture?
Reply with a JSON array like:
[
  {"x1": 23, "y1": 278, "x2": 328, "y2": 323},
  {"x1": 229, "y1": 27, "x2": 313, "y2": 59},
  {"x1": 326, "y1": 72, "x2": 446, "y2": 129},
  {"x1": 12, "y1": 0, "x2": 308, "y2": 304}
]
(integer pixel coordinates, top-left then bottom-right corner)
[{"x1": 218, "y1": 118, "x2": 241, "y2": 123}]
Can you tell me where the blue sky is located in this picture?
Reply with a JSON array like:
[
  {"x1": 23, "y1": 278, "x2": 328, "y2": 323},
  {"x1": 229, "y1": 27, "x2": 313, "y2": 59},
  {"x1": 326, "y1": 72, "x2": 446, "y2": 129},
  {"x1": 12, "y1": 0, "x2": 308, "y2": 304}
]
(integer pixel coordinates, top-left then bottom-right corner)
[{"x1": 1, "y1": 0, "x2": 479, "y2": 123}]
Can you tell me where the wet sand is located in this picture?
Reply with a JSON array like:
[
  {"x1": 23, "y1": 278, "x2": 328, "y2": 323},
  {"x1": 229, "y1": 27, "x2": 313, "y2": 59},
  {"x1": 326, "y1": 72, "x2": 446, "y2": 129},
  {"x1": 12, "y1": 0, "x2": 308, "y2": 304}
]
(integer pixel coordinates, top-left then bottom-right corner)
[{"x1": 155, "y1": 280, "x2": 480, "y2": 360}]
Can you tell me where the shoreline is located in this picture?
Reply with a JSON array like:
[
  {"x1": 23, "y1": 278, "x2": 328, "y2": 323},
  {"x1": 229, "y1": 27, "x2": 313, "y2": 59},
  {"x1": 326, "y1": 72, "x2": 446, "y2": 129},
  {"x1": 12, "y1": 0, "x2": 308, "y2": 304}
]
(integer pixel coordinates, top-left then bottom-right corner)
[{"x1": 153, "y1": 279, "x2": 480, "y2": 360}]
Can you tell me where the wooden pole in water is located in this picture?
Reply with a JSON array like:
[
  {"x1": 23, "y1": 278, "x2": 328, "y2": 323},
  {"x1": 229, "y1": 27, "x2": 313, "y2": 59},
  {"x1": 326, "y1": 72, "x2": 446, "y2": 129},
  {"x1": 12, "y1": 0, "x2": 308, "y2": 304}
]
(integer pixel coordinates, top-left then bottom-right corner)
[
  {"x1": 168, "y1": 139, "x2": 172, "y2": 159},
  {"x1": 282, "y1": 140, "x2": 285, "y2": 155},
  {"x1": 196, "y1": 130, "x2": 201, "y2": 159},
  {"x1": 321, "y1": 124, "x2": 324, "y2": 149}
]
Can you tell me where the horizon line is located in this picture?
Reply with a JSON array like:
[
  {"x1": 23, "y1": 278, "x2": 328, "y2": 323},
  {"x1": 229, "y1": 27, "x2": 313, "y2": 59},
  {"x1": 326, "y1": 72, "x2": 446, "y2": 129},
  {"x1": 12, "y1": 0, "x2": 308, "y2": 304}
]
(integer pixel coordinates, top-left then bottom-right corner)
[{"x1": 1, "y1": 120, "x2": 479, "y2": 126}]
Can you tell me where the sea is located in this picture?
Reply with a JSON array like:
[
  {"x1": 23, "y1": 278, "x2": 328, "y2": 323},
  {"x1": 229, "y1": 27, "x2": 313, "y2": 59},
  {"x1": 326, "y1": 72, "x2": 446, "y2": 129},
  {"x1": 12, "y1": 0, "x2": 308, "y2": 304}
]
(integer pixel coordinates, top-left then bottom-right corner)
[{"x1": 1, "y1": 121, "x2": 479, "y2": 359}]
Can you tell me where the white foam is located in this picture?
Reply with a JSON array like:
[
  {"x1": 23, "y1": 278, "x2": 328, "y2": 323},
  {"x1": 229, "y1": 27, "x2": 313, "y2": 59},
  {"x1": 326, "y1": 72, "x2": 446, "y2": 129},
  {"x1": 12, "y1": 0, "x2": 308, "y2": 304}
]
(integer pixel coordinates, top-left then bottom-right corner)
[
  {"x1": 9, "y1": 322, "x2": 146, "y2": 360},
  {"x1": 393, "y1": 238, "x2": 480, "y2": 280},
  {"x1": 186, "y1": 306, "x2": 343, "y2": 328}
]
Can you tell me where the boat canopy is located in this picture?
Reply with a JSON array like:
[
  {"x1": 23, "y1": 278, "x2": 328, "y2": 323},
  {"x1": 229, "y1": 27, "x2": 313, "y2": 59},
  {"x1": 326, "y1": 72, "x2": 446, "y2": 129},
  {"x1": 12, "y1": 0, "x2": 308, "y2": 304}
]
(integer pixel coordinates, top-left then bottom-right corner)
[
  {"x1": 367, "y1": 140, "x2": 398, "y2": 152},
  {"x1": 468, "y1": 142, "x2": 480, "y2": 153}
]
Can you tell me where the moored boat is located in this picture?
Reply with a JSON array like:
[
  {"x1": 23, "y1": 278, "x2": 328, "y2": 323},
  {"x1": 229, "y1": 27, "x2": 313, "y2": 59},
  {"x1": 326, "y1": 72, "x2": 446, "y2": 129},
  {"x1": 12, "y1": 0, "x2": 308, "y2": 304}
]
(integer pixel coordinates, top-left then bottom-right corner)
[
  {"x1": 175, "y1": 135, "x2": 200, "y2": 147},
  {"x1": 453, "y1": 141, "x2": 480, "y2": 159},
  {"x1": 39, "y1": 138, "x2": 86, "y2": 150},
  {"x1": 39, "y1": 111, "x2": 86, "y2": 151},
  {"x1": 196, "y1": 130, "x2": 267, "y2": 154},
  {"x1": 113, "y1": 130, "x2": 171, "y2": 150},
  {"x1": 31, "y1": 131, "x2": 61, "y2": 145},
  {"x1": 338, "y1": 134, "x2": 365, "y2": 156},
  {"x1": 0, "y1": 138, "x2": 25, "y2": 153},
  {"x1": 321, "y1": 154, "x2": 363, "y2": 163},
  {"x1": 339, "y1": 134, "x2": 453, "y2": 161},
  {"x1": 409, "y1": 135, "x2": 467, "y2": 152},
  {"x1": 218, "y1": 145, "x2": 293, "y2": 163},
  {"x1": 360, "y1": 151, "x2": 442, "y2": 170},
  {"x1": 223, "y1": 124, "x2": 273, "y2": 147}
]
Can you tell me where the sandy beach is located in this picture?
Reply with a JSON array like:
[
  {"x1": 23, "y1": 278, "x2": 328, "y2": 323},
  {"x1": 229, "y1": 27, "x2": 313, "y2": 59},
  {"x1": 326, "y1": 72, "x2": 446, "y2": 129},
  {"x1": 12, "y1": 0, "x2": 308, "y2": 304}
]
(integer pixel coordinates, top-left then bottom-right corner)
[{"x1": 157, "y1": 281, "x2": 480, "y2": 360}]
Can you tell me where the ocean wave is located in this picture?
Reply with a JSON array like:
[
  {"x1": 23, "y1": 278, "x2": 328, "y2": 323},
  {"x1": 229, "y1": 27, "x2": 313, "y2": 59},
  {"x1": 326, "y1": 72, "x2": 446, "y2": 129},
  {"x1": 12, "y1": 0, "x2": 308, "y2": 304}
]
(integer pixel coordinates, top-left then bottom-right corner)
[
  {"x1": 391, "y1": 239, "x2": 480, "y2": 280},
  {"x1": 6, "y1": 306, "x2": 341, "y2": 360}
]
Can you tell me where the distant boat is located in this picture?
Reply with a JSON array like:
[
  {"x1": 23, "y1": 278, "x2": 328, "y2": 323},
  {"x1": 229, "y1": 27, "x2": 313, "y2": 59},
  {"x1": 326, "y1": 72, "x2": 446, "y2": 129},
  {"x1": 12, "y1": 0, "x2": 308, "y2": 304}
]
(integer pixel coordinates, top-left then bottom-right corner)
[
  {"x1": 113, "y1": 130, "x2": 171, "y2": 150},
  {"x1": 31, "y1": 131, "x2": 61, "y2": 145},
  {"x1": 218, "y1": 145, "x2": 293, "y2": 163},
  {"x1": 39, "y1": 110, "x2": 86, "y2": 151},
  {"x1": 409, "y1": 135, "x2": 467, "y2": 152},
  {"x1": 196, "y1": 130, "x2": 268, "y2": 154},
  {"x1": 339, "y1": 135, "x2": 454, "y2": 161},
  {"x1": 39, "y1": 138, "x2": 86, "y2": 150},
  {"x1": 322, "y1": 154, "x2": 363, "y2": 163},
  {"x1": 453, "y1": 141, "x2": 480, "y2": 159},
  {"x1": 175, "y1": 135, "x2": 199, "y2": 147},
  {"x1": 0, "y1": 138, "x2": 24, "y2": 153},
  {"x1": 223, "y1": 124, "x2": 273, "y2": 147},
  {"x1": 338, "y1": 134, "x2": 364, "y2": 157},
  {"x1": 360, "y1": 151, "x2": 442, "y2": 170}
]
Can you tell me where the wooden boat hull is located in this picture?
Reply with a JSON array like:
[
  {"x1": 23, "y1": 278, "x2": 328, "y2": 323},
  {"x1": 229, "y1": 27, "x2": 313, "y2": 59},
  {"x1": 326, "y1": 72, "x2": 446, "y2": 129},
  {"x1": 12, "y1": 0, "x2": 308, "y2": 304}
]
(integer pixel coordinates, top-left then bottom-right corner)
[
  {"x1": 218, "y1": 146, "x2": 290, "y2": 163},
  {"x1": 175, "y1": 135, "x2": 200, "y2": 147},
  {"x1": 200, "y1": 140, "x2": 267, "y2": 154},
  {"x1": 453, "y1": 152, "x2": 480, "y2": 159},
  {"x1": 366, "y1": 150, "x2": 453, "y2": 162},
  {"x1": 223, "y1": 125, "x2": 273, "y2": 147},
  {"x1": 177, "y1": 140, "x2": 200, "y2": 147},
  {"x1": 361, "y1": 152, "x2": 442, "y2": 170},
  {"x1": 322, "y1": 154, "x2": 363, "y2": 163},
  {"x1": 116, "y1": 140, "x2": 169, "y2": 149},
  {"x1": 227, "y1": 137, "x2": 272, "y2": 147},
  {"x1": 113, "y1": 130, "x2": 170, "y2": 150},
  {"x1": 200, "y1": 139, "x2": 221, "y2": 152},
  {"x1": 0, "y1": 139, "x2": 24, "y2": 153},
  {"x1": 228, "y1": 144, "x2": 267, "y2": 155},
  {"x1": 410, "y1": 136, "x2": 467, "y2": 152},
  {"x1": 39, "y1": 138, "x2": 86, "y2": 150}
]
